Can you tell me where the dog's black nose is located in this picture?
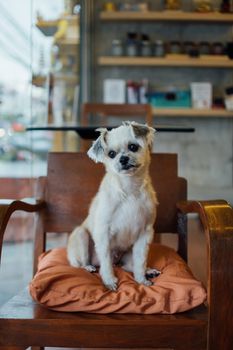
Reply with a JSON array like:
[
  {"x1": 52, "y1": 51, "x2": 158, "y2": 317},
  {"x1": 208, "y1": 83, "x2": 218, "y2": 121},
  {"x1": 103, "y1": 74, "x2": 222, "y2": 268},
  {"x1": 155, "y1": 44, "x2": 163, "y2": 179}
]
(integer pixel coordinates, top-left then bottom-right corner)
[{"x1": 119, "y1": 155, "x2": 129, "y2": 165}]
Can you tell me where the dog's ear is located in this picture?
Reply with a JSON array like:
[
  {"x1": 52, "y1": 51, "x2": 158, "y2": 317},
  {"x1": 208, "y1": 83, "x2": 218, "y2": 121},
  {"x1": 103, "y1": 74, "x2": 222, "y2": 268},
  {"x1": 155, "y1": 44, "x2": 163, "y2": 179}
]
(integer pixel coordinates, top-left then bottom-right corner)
[
  {"x1": 87, "y1": 128, "x2": 108, "y2": 163},
  {"x1": 130, "y1": 122, "x2": 156, "y2": 149}
]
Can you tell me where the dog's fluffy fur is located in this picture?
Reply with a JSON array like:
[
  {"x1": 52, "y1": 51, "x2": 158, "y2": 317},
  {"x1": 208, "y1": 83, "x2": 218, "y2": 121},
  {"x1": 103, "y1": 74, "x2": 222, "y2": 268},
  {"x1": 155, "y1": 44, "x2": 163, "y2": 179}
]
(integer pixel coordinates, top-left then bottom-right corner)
[{"x1": 67, "y1": 121, "x2": 159, "y2": 290}]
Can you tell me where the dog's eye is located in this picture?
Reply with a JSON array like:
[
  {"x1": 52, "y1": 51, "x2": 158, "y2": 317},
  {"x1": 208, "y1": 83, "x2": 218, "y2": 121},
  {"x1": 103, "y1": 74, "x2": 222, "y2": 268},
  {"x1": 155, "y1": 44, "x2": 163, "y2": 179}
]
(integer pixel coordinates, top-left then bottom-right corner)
[
  {"x1": 108, "y1": 150, "x2": 117, "y2": 159},
  {"x1": 128, "y1": 143, "x2": 139, "y2": 152}
]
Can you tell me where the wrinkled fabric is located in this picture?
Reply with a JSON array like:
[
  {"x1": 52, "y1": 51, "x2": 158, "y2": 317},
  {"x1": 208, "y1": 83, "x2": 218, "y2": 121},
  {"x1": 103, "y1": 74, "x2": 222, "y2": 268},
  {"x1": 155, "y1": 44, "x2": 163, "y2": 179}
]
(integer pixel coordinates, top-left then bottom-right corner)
[{"x1": 29, "y1": 243, "x2": 206, "y2": 314}]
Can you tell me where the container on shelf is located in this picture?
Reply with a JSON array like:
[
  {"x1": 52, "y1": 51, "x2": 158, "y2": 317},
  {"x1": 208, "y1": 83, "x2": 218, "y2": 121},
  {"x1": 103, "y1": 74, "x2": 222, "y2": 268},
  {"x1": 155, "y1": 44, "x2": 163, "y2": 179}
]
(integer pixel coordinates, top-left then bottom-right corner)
[
  {"x1": 220, "y1": 0, "x2": 231, "y2": 13},
  {"x1": 169, "y1": 41, "x2": 182, "y2": 54},
  {"x1": 153, "y1": 40, "x2": 166, "y2": 57},
  {"x1": 146, "y1": 90, "x2": 191, "y2": 108},
  {"x1": 118, "y1": 2, "x2": 149, "y2": 11},
  {"x1": 118, "y1": 2, "x2": 132, "y2": 11},
  {"x1": 164, "y1": 0, "x2": 182, "y2": 10},
  {"x1": 140, "y1": 34, "x2": 151, "y2": 56},
  {"x1": 226, "y1": 42, "x2": 233, "y2": 59},
  {"x1": 141, "y1": 41, "x2": 152, "y2": 56},
  {"x1": 112, "y1": 39, "x2": 124, "y2": 56},
  {"x1": 192, "y1": 0, "x2": 212, "y2": 12},
  {"x1": 224, "y1": 86, "x2": 233, "y2": 111},
  {"x1": 191, "y1": 82, "x2": 212, "y2": 109},
  {"x1": 212, "y1": 42, "x2": 225, "y2": 55},
  {"x1": 183, "y1": 41, "x2": 195, "y2": 55},
  {"x1": 104, "y1": 2, "x2": 117, "y2": 12},
  {"x1": 126, "y1": 32, "x2": 139, "y2": 56},
  {"x1": 137, "y1": 2, "x2": 149, "y2": 12},
  {"x1": 199, "y1": 41, "x2": 211, "y2": 55},
  {"x1": 183, "y1": 41, "x2": 200, "y2": 57}
]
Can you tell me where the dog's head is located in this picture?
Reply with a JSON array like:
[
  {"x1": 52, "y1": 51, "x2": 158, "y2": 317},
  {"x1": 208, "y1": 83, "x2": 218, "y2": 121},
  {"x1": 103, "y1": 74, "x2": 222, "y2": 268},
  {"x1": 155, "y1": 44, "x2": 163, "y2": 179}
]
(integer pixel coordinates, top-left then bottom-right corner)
[{"x1": 87, "y1": 121, "x2": 155, "y2": 175}]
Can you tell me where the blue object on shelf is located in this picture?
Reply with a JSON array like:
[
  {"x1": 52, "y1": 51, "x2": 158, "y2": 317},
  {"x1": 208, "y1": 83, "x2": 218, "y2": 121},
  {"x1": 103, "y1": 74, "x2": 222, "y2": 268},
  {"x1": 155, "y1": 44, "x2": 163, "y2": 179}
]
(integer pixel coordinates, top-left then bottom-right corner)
[{"x1": 146, "y1": 91, "x2": 191, "y2": 108}]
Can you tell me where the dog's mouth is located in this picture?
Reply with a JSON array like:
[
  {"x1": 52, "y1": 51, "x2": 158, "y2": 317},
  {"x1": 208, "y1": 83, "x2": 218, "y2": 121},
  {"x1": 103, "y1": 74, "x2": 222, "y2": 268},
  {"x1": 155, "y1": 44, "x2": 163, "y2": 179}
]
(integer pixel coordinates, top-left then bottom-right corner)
[{"x1": 120, "y1": 163, "x2": 139, "y2": 172}]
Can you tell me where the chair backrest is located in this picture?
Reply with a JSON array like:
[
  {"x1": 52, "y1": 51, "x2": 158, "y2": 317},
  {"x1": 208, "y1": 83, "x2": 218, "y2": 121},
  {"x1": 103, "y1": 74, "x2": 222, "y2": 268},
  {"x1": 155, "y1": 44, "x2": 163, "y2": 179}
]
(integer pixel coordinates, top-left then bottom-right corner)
[
  {"x1": 40, "y1": 152, "x2": 186, "y2": 235},
  {"x1": 81, "y1": 103, "x2": 153, "y2": 126},
  {"x1": 34, "y1": 152, "x2": 187, "y2": 271}
]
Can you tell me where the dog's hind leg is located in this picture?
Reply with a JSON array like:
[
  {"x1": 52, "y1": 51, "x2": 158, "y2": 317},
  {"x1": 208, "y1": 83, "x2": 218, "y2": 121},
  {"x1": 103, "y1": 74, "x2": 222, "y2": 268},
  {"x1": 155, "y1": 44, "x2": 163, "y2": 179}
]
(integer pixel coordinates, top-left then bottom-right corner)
[
  {"x1": 121, "y1": 251, "x2": 161, "y2": 278},
  {"x1": 67, "y1": 226, "x2": 96, "y2": 272},
  {"x1": 145, "y1": 268, "x2": 161, "y2": 278},
  {"x1": 120, "y1": 250, "x2": 133, "y2": 272}
]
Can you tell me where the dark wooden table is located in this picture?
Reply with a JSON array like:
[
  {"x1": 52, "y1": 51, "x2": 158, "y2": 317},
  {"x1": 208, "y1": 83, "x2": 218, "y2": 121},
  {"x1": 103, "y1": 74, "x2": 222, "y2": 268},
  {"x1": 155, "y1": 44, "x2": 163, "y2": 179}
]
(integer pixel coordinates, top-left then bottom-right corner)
[{"x1": 26, "y1": 124, "x2": 195, "y2": 139}]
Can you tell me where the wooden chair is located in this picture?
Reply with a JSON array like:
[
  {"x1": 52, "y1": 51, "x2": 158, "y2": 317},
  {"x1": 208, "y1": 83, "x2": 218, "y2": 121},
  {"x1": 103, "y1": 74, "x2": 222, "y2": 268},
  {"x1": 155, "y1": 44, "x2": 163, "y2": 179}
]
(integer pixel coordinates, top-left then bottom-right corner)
[
  {"x1": 0, "y1": 152, "x2": 233, "y2": 350},
  {"x1": 79, "y1": 103, "x2": 153, "y2": 150},
  {"x1": 0, "y1": 178, "x2": 36, "y2": 242}
]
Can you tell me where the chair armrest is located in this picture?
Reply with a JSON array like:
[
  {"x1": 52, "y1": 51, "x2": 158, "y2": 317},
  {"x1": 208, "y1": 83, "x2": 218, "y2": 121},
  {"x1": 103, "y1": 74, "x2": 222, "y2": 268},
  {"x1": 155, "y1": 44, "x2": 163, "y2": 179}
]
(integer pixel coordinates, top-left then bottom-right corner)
[
  {"x1": 0, "y1": 198, "x2": 46, "y2": 261},
  {"x1": 176, "y1": 199, "x2": 232, "y2": 233},
  {"x1": 177, "y1": 199, "x2": 233, "y2": 349}
]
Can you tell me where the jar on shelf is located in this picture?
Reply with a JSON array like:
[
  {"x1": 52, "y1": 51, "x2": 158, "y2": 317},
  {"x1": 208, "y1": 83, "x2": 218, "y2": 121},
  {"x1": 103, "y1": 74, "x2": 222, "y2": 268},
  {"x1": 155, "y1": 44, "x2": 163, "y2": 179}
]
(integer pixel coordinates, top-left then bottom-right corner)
[
  {"x1": 199, "y1": 41, "x2": 211, "y2": 55},
  {"x1": 220, "y1": 0, "x2": 231, "y2": 13},
  {"x1": 212, "y1": 42, "x2": 225, "y2": 55},
  {"x1": 192, "y1": 0, "x2": 212, "y2": 12},
  {"x1": 141, "y1": 40, "x2": 151, "y2": 56},
  {"x1": 126, "y1": 32, "x2": 139, "y2": 57},
  {"x1": 137, "y1": 2, "x2": 149, "y2": 11},
  {"x1": 153, "y1": 40, "x2": 166, "y2": 57},
  {"x1": 140, "y1": 34, "x2": 152, "y2": 56},
  {"x1": 226, "y1": 42, "x2": 233, "y2": 59},
  {"x1": 164, "y1": 0, "x2": 182, "y2": 10},
  {"x1": 104, "y1": 2, "x2": 116, "y2": 12},
  {"x1": 183, "y1": 41, "x2": 195, "y2": 55},
  {"x1": 169, "y1": 41, "x2": 182, "y2": 54},
  {"x1": 118, "y1": 2, "x2": 132, "y2": 11},
  {"x1": 183, "y1": 41, "x2": 199, "y2": 57},
  {"x1": 111, "y1": 39, "x2": 124, "y2": 56}
]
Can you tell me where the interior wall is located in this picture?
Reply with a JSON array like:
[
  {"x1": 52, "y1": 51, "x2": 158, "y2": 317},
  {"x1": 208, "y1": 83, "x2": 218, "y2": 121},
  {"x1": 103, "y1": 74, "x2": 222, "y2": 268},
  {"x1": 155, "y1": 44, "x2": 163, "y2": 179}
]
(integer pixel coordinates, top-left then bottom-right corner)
[{"x1": 90, "y1": 0, "x2": 233, "y2": 203}]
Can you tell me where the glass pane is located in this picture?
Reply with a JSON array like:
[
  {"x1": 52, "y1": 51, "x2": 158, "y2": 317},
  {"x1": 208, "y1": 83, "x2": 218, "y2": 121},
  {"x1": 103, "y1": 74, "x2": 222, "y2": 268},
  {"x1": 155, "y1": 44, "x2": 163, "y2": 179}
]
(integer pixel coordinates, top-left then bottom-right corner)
[
  {"x1": 0, "y1": 0, "x2": 32, "y2": 177},
  {"x1": 0, "y1": 0, "x2": 80, "y2": 306},
  {"x1": 31, "y1": 0, "x2": 80, "y2": 177}
]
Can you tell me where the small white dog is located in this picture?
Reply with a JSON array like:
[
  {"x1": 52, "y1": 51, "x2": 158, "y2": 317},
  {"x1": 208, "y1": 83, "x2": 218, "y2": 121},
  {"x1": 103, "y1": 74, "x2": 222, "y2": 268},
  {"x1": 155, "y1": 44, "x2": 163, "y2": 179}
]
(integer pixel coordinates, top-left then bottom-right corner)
[{"x1": 67, "y1": 121, "x2": 159, "y2": 290}]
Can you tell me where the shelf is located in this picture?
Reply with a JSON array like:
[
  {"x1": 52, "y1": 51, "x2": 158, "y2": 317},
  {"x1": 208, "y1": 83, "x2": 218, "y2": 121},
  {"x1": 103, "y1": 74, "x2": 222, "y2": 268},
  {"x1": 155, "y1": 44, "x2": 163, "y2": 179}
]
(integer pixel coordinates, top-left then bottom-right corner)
[
  {"x1": 53, "y1": 73, "x2": 78, "y2": 83},
  {"x1": 152, "y1": 108, "x2": 233, "y2": 117},
  {"x1": 55, "y1": 38, "x2": 79, "y2": 55},
  {"x1": 100, "y1": 10, "x2": 233, "y2": 22},
  {"x1": 55, "y1": 38, "x2": 79, "y2": 46},
  {"x1": 98, "y1": 54, "x2": 233, "y2": 68}
]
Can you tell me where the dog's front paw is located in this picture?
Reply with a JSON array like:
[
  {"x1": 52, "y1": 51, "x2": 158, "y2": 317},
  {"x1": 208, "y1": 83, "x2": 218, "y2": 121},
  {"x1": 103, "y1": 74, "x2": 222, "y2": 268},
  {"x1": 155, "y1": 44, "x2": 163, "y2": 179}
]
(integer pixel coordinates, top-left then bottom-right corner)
[
  {"x1": 143, "y1": 278, "x2": 153, "y2": 286},
  {"x1": 103, "y1": 276, "x2": 118, "y2": 291},
  {"x1": 135, "y1": 276, "x2": 153, "y2": 287},
  {"x1": 84, "y1": 265, "x2": 97, "y2": 273}
]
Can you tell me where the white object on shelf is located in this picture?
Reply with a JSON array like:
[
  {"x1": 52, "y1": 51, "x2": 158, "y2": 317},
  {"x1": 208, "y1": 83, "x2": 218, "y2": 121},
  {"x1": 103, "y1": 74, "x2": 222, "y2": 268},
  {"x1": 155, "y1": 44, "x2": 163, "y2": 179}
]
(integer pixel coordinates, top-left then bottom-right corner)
[
  {"x1": 127, "y1": 85, "x2": 138, "y2": 104},
  {"x1": 103, "y1": 79, "x2": 126, "y2": 103},
  {"x1": 191, "y1": 82, "x2": 212, "y2": 109},
  {"x1": 225, "y1": 96, "x2": 233, "y2": 111},
  {"x1": 139, "y1": 79, "x2": 149, "y2": 104}
]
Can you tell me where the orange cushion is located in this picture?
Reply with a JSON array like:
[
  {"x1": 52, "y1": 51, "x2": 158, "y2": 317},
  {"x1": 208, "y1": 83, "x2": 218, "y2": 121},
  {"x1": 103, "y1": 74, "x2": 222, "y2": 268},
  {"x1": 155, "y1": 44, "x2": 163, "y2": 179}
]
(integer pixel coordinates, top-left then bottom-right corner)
[{"x1": 29, "y1": 243, "x2": 206, "y2": 314}]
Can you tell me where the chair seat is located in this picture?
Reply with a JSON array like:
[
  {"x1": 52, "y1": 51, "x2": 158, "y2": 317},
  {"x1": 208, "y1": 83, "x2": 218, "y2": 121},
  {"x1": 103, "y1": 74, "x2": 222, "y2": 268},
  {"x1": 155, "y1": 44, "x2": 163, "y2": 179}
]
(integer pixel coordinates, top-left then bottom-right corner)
[{"x1": 0, "y1": 288, "x2": 207, "y2": 349}]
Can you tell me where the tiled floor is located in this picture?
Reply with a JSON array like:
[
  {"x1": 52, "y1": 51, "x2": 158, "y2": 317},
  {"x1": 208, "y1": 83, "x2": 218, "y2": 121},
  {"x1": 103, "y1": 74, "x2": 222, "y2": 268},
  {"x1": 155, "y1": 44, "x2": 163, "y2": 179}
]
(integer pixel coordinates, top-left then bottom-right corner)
[
  {"x1": 0, "y1": 241, "x2": 32, "y2": 305},
  {"x1": 0, "y1": 234, "x2": 67, "y2": 306},
  {"x1": 0, "y1": 217, "x2": 206, "y2": 307}
]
